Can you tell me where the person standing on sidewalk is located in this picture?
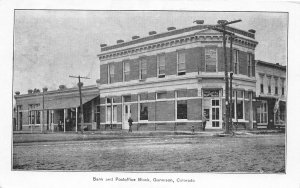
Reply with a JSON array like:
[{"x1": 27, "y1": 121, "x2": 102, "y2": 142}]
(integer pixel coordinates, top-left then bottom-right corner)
[
  {"x1": 128, "y1": 117, "x2": 133, "y2": 133},
  {"x1": 202, "y1": 112, "x2": 207, "y2": 131}
]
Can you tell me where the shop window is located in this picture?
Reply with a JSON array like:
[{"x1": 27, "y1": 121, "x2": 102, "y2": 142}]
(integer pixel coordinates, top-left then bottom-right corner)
[
  {"x1": 123, "y1": 96, "x2": 131, "y2": 102},
  {"x1": 140, "y1": 103, "x2": 148, "y2": 121},
  {"x1": 236, "y1": 100, "x2": 244, "y2": 119},
  {"x1": 139, "y1": 58, "x2": 147, "y2": 80},
  {"x1": 177, "y1": 100, "x2": 187, "y2": 119},
  {"x1": 205, "y1": 48, "x2": 217, "y2": 72},
  {"x1": 123, "y1": 61, "x2": 130, "y2": 81},
  {"x1": 177, "y1": 51, "x2": 186, "y2": 75},
  {"x1": 156, "y1": 92, "x2": 167, "y2": 99},
  {"x1": 257, "y1": 101, "x2": 268, "y2": 124},
  {"x1": 157, "y1": 54, "x2": 166, "y2": 78}
]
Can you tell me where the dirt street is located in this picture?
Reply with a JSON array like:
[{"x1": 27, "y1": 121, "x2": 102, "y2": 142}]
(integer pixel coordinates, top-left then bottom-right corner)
[{"x1": 13, "y1": 134, "x2": 285, "y2": 172}]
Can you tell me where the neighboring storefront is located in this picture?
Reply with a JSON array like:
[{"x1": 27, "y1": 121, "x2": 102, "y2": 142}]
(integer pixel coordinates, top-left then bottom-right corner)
[
  {"x1": 14, "y1": 85, "x2": 99, "y2": 132},
  {"x1": 255, "y1": 60, "x2": 286, "y2": 129}
]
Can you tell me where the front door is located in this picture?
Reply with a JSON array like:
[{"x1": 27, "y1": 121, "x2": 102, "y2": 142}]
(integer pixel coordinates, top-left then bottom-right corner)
[
  {"x1": 211, "y1": 99, "x2": 220, "y2": 128},
  {"x1": 123, "y1": 104, "x2": 131, "y2": 129}
]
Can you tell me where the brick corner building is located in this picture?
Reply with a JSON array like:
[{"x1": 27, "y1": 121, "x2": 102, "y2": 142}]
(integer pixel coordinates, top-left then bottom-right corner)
[{"x1": 97, "y1": 24, "x2": 259, "y2": 131}]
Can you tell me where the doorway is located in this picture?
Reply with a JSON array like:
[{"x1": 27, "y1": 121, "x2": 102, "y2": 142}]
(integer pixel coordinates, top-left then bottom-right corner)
[{"x1": 123, "y1": 104, "x2": 131, "y2": 129}]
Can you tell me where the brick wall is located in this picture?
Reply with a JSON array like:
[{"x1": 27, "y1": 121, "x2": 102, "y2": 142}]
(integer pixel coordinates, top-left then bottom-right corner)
[
  {"x1": 187, "y1": 98, "x2": 201, "y2": 120},
  {"x1": 147, "y1": 55, "x2": 157, "y2": 78},
  {"x1": 117, "y1": 105, "x2": 122, "y2": 122},
  {"x1": 100, "y1": 64, "x2": 108, "y2": 84},
  {"x1": 187, "y1": 89, "x2": 198, "y2": 97},
  {"x1": 245, "y1": 100, "x2": 250, "y2": 121},
  {"x1": 166, "y1": 51, "x2": 177, "y2": 75},
  {"x1": 130, "y1": 103, "x2": 138, "y2": 122},
  {"x1": 239, "y1": 51, "x2": 248, "y2": 75},
  {"x1": 156, "y1": 101, "x2": 175, "y2": 121},
  {"x1": 148, "y1": 102, "x2": 156, "y2": 121},
  {"x1": 114, "y1": 61, "x2": 123, "y2": 82},
  {"x1": 186, "y1": 47, "x2": 201, "y2": 73},
  {"x1": 148, "y1": 92, "x2": 156, "y2": 100},
  {"x1": 199, "y1": 47, "x2": 205, "y2": 72},
  {"x1": 100, "y1": 106, "x2": 106, "y2": 122},
  {"x1": 130, "y1": 59, "x2": 139, "y2": 81}
]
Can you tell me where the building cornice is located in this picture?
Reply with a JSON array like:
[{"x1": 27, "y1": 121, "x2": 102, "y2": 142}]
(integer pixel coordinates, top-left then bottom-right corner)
[
  {"x1": 100, "y1": 25, "x2": 255, "y2": 52},
  {"x1": 98, "y1": 32, "x2": 258, "y2": 62}
]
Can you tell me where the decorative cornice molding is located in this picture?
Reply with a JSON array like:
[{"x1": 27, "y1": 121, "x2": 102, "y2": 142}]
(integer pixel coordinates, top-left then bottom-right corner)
[{"x1": 98, "y1": 34, "x2": 258, "y2": 62}]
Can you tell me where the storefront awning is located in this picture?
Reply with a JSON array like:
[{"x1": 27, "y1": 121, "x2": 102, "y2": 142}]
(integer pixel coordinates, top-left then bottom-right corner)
[{"x1": 42, "y1": 94, "x2": 99, "y2": 110}]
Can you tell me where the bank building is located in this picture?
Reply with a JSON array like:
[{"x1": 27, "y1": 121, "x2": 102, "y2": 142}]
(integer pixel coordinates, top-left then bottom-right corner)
[{"x1": 14, "y1": 22, "x2": 286, "y2": 132}]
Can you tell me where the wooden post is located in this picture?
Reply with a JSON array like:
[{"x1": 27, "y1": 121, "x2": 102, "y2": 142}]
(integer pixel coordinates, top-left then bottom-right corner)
[
  {"x1": 64, "y1": 109, "x2": 66, "y2": 132},
  {"x1": 75, "y1": 107, "x2": 78, "y2": 133}
]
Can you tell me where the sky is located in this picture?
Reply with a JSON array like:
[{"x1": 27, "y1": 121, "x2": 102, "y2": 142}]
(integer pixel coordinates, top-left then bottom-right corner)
[{"x1": 13, "y1": 10, "x2": 288, "y2": 94}]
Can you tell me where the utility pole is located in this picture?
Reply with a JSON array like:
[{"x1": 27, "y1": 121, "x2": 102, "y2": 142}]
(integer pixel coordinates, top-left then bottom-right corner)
[
  {"x1": 210, "y1": 19, "x2": 241, "y2": 134},
  {"x1": 229, "y1": 35, "x2": 235, "y2": 133},
  {"x1": 69, "y1": 75, "x2": 90, "y2": 133}
]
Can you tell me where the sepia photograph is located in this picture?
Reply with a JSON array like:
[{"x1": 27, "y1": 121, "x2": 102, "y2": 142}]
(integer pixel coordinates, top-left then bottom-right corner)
[{"x1": 11, "y1": 10, "x2": 288, "y2": 173}]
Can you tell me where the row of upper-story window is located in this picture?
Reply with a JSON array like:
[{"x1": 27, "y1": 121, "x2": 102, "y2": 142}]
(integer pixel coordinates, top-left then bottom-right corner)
[
  {"x1": 103, "y1": 47, "x2": 255, "y2": 84},
  {"x1": 259, "y1": 74, "x2": 286, "y2": 96}
]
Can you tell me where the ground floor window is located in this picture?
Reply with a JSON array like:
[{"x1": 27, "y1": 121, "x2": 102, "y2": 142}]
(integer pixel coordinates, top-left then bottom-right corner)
[
  {"x1": 257, "y1": 100, "x2": 268, "y2": 124},
  {"x1": 275, "y1": 102, "x2": 286, "y2": 124},
  {"x1": 236, "y1": 100, "x2": 244, "y2": 119},
  {"x1": 140, "y1": 103, "x2": 148, "y2": 121},
  {"x1": 106, "y1": 106, "x2": 117, "y2": 123},
  {"x1": 177, "y1": 100, "x2": 187, "y2": 119}
]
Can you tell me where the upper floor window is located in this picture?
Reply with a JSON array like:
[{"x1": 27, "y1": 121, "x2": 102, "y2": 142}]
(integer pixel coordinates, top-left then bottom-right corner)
[
  {"x1": 108, "y1": 63, "x2": 115, "y2": 84},
  {"x1": 247, "y1": 53, "x2": 253, "y2": 77},
  {"x1": 139, "y1": 58, "x2": 147, "y2": 80},
  {"x1": 267, "y1": 76, "x2": 271, "y2": 94},
  {"x1": 233, "y1": 49, "x2": 239, "y2": 74},
  {"x1": 177, "y1": 51, "x2": 186, "y2": 75},
  {"x1": 281, "y1": 78, "x2": 285, "y2": 96},
  {"x1": 123, "y1": 61, "x2": 130, "y2": 81},
  {"x1": 275, "y1": 77, "x2": 278, "y2": 95},
  {"x1": 157, "y1": 54, "x2": 166, "y2": 78},
  {"x1": 205, "y1": 48, "x2": 217, "y2": 72},
  {"x1": 260, "y1": 75, "x2": 264, "y2": 94}
]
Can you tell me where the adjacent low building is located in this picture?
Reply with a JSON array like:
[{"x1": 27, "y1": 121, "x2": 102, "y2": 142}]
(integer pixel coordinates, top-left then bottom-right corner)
[{"x1": 14, "y1": 85, "x2": 99, "y2": 132}]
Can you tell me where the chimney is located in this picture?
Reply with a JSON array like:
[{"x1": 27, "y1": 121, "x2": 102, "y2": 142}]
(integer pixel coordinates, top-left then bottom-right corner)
[
  {"x1": 132, "y1": 36, "x2": 140, "y2": 40},
  {"x1": 194, "y1": 20, "x2": 204, "y2": 24},
  {"x1": 100, "y1": 44, "x2": 107, "y2": 48},
  {"x1": 167, "y1": 27, "x2": 176, "y2": 31},
  {"x1": 149, "y1": 31, "x2": 157, "y2": 35},
  {"x1": 117, "y1": 40, "x2": 124, "y2": 44},
  {"x1": 59, "y1": 85, "x2": 67, "y2": 90},
  {"x1": 248, "y1": 29, "x2": 256, "y2": 34},
  {"x1": 15, "y1": 91, "x2": 20, "y2": 95}
]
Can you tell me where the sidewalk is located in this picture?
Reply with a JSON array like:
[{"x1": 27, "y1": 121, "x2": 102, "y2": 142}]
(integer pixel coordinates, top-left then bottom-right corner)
[{"x1": 13, "y1": 129, "x2": 284, "y2": 144}]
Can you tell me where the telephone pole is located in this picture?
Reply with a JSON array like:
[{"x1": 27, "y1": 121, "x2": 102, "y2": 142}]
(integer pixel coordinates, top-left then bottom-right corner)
[
  {"x1": 210, "y1": 19, "x2": 241, "y2": 134},
  {"x1": 69, "y1": 75, "x2": 90, "y2": 133}
]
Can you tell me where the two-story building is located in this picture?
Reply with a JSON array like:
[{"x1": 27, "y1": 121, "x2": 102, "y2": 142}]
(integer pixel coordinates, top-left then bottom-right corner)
[
  {"x1": 255, "y1": 60, "x2": 286, "y2": 129},
  {"x1": 97, "y1": 24, "x2": 258, "y2": 131}
]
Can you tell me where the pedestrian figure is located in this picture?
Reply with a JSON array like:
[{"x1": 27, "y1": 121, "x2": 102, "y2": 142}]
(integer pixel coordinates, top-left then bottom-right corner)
[
  {"x1": 128, "y1": 117, "x2": 133, "y2": 133},
  {"x1": 202, "y1": 112, "x2": 207, "y2": 131}
]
